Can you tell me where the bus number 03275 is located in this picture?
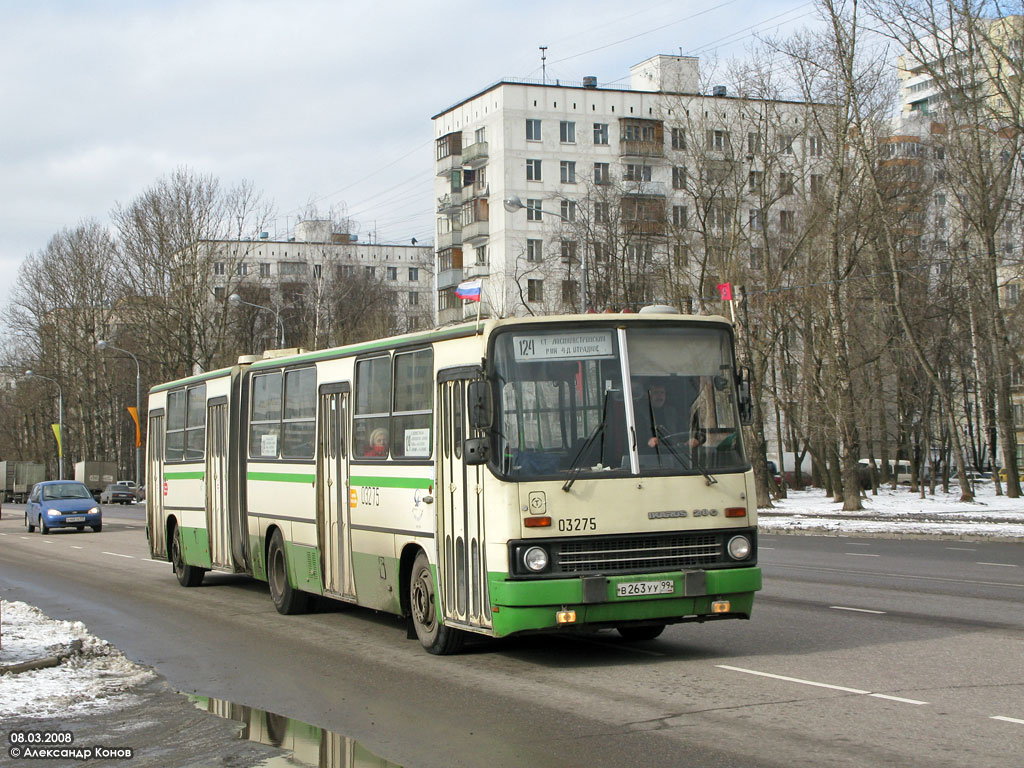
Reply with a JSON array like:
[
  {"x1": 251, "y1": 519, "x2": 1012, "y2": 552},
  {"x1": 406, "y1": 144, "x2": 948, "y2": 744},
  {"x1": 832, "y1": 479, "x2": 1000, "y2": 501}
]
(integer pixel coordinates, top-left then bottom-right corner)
[{"x1": 557, "y1": 517, "x2": 596, "y2": 532}]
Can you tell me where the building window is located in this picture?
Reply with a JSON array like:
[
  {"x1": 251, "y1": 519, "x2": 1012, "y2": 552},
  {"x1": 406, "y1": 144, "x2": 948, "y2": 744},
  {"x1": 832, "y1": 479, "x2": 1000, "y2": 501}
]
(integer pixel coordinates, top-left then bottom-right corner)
[
  {"x1": 807, "y1": 134, "x2": 822, "y2": 157},
  {"x1": 747, "y1": 132, "x2": 761, "y2": 155},
  {"x1": 625, "y1": 163, "x2": 652, "y2": 181},
  {"x1": 527, "y1": 158, "x2": 542, "y2": 181},
  {"x1": 778, "y1": 133, "x2": 795, "y2": 154},
  {"x1": 236, "y1": 263, "x2": 248, "y2": 276},
  {"x1": 313, "y1": 264, "x2": 323, "y2": 279},
  {"x1": 560, "y1": 199, "x2": 576, "y2": 221},
  {"x1": 387, "y1": 266, "x2": 398, "y2": 280},
  {"x1": 527, "y1": 238, "x2": 543, "y2": 262},
  {"x1": 475, "y1": 245, "x2": 488, "y2": 265},
  {"x1": 593, "y1": 123, "x2": 609, "y2": 145},
  {"x1": 213, "y1": 286, "x2": 225, "y2": 299},
  {"x1": 560, "y1": 240, "x2": 577, "y2": 263},
  {"x1": 707, "y1": 129, "x2": 730, "y2": 151},
  {"x1": 594, "y1": 162, "x2": 610, "y2": 185},
  {"x1": 749, "y1": 209, "x2": 763, "y2": 231},
  {"x1": 560, "y1": 121, "x2": 576, "y2": 143},
  {"x1": 365, "y1": 266, "x2": 376, "y2": 278},
  {"x1": 526, "y1": 199, "x2": 542, "y2": 221},
  {"x1": 562, "y1": 279, "x2": 579, "y2": 304},
  {"x1": 780, "y1": 210, "x2": 795, "y2": 233},
  {"x1": 672, "y1": 166, "x2": 687, "y2": 189},
  {"x1": 214, "y1": 262, "x2": 225, "y2": 275},
  {"x1": 438, "y1": 287, "x2": 457, "y2": 311},
  {"x1": 780, "y1": 172, "x2": 795, "y2": 196},
  {"x1": 408, "y1": 267, "x2": 419, "y2": 281},
  {"x1": 475, "y1": 126, "x2": 486, "y2": 144},
  {"x1": 594, "y1": 201, "x2": 610, "y2": 224},
  {"x1": 810, "y1": 174, "x2": 824, "y2": 194},
  {"x1": 1006, "y1": 283, "x2": 1022, "y2": 305},
  {"x1": 260, "y1": 263, "x2": 271, "y2": 277},
  {"x1": 749, "y1": 170, "x2": 763, "y2": 192},
  {"x1": 527, "y1": 279, "x2": 544, "y2": 302},
  {"x1": 673, "y1": 243, "x2": 688, "y2": 267},
  {"x1": 622, "y1": 121, "x2": 656, "y2": 141},
  {"x1": 526, "y1": 119, "x2": 542, "y2": 141},
  {"x1": 592, "y1": 241, "x2": 608, "y2": 262},
  {"x1": 409, "y1": 291, "x2": 419, "y2": 306},
  {"x1": 560, "y1": 160, "x2": 576, "y2": 183},
  {"x1": 672, "y1": 205, "x2": 687, "y2": 228},
  {"x1": 279, "y1": 262, "x2": 308, "y2": 275},
  {"x1": 671, "y1": 127, "x2": 685, "y2": 150},
  {"x1": 436, "y1": 132, "x2": 462, "y2": 160}
]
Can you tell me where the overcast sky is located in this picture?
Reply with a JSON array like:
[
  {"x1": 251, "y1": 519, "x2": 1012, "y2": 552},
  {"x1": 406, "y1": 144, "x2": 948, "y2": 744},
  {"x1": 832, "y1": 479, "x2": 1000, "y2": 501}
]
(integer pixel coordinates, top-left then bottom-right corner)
[{"x1": 0, "y1": 0, "x2": 814, "y2": 308}]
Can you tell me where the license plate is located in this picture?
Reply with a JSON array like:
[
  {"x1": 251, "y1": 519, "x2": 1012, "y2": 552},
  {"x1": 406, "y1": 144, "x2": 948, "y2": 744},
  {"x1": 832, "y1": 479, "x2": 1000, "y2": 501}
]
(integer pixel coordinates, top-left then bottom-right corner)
[
  {"x1": 616, "y1": 579, "x2": 675, "y2": 597},
  {"x1": 65, "y1": 516, "x2": 86, "y2": 523}
]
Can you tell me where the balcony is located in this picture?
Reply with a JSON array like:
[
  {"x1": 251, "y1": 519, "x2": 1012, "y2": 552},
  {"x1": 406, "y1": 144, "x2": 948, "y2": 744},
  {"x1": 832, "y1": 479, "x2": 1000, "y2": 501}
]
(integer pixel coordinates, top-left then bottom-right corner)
[
  {"x1": 437, "y1": 192, "x2": 462, "y2": 215},
  {"x1": 619, "y1": 140, "x2": 664, "y2": 159},
  {"x1": 464, "y1": 261, "x2": 490, "y2": 279},
  {"x1": 622, "y1": 180, "x2": 667, "y2": 197},
  {"x1": 436, "y1": 268, "x2": 464, "y2": 290},
  {"x1": 463, "y1": 219, "x2": 489, "y2": 245},
  {"x1": 437, "y1": 228, "x2": 463, "y2": 249},
  {"x1": 462, "y1": 141, "x2": 489, "y2": 169},
  {"x1": 437, "y1": 152, "x2": 463, "y2": 177}
]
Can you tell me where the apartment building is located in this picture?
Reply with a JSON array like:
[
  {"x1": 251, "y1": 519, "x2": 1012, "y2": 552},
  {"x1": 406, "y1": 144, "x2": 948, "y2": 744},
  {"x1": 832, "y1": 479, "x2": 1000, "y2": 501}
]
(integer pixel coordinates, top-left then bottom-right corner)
[{"x1": 432, "y1": 54, "x2": 829, "y2": 324}]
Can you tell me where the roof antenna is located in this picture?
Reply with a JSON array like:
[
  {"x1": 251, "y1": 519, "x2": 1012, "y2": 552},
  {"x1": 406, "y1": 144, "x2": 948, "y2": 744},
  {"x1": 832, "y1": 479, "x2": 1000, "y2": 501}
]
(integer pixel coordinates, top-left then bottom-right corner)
[{"x1": 540, "y1": 46, "x2": 548, "y2": 85}]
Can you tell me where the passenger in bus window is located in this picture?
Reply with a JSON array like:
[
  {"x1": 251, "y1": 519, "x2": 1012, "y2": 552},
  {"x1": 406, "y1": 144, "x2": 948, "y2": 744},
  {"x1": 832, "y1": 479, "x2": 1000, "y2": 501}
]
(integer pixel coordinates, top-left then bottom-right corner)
[{"x1": 365, "y1": 428, "x2": 389, "y2": 458}]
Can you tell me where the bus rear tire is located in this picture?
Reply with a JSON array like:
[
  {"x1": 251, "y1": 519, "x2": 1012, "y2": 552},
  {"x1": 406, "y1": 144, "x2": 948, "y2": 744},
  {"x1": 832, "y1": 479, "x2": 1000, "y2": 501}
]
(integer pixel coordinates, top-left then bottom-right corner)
[
  {"x1": 268, "y1": 530, "x2": 309, "y2": 615},
  {"x1": 617, "y1": 624, "x2": 666, "y2": 641},
  {"x1": 171, "y1": 524, "x2": 205, "y2": 587},
  {"x1": 409, "y1": 551, "x2": 464, "y2": 655}
]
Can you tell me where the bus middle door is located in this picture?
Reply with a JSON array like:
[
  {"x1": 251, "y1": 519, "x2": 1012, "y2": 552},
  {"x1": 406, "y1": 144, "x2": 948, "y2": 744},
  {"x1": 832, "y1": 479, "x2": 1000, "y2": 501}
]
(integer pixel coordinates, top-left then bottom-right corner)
[
  {"x1": 438, "y1": 375, "x2": 491, "y2": 631},
  {"x1": 317, "y1": 386, "x2": 354, "y2": 599},
  {"x1": 206, "y1": 399, "x2": 232, "y2": 569}
]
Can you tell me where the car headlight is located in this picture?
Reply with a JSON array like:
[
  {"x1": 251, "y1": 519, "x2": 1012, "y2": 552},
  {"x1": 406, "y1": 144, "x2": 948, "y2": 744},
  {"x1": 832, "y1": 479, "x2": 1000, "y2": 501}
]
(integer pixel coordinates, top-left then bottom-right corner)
[
  {"x1": 727, "y1": 535, "x2": 751, "y2": 560},
  {"x1": 523, "y1": 546, "x2": 549, "y2": 572},
  {"x1": 89, "y1": 507, "x2": 100, "y2": 516}
]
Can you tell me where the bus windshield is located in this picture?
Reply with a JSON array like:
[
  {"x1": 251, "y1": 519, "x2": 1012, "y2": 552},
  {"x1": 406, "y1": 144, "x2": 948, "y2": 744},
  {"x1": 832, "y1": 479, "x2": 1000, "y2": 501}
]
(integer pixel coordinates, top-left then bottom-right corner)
[{"x1": 492, "y1": 324, "x2": 746, "y2": 480}]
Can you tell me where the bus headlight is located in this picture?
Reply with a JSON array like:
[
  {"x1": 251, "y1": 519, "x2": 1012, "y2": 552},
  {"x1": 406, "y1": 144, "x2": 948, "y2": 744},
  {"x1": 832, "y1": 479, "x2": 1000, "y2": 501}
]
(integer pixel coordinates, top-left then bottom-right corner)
[
  {"x1": 727, "y1": 535, "x2": 751, "y2": 560},
  {"x1": 523, "y1": 546, "x2": 549, "y2": 572}
]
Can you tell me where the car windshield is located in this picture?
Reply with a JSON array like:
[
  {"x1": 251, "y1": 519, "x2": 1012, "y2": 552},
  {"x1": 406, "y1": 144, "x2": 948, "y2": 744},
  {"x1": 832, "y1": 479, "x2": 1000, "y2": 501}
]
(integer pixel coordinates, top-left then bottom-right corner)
[
  {"x1": 491, "y1": 323, "x2": 746, "y2": 480},
  {"x1": 42, "y1": 483, "x2": 93, "y2": 500}
]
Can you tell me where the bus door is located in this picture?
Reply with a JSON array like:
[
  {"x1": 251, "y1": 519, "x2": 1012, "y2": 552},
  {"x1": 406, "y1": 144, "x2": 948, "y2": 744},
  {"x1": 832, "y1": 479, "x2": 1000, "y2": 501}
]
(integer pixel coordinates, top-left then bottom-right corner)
[
  {"x1": 438, "y1": 374, "x2": 492, "y2": 631},
  {"x1": 147, "y1": 412, "x2": 166, "y2": 558},
  {"x1": 206, "y1": 398, "x2": 232, "y2": 569},
  {"x1": 317, "y1": 385, "x2": 353, "y2": 598}
]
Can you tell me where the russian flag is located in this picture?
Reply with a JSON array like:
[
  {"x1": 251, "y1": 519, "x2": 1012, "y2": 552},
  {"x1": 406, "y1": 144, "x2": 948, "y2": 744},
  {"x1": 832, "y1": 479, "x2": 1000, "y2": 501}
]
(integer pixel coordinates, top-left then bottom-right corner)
[{"x1": 456, "y1": 278, "x2": 482, "y2": 302}]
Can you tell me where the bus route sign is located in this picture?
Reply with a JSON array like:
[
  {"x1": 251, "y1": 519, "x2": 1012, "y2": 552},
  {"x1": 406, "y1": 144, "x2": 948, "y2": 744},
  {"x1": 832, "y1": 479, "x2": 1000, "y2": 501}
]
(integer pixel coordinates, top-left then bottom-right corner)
[{"x1": 513, "y1": 331, "x2": 614, "y2": 362}]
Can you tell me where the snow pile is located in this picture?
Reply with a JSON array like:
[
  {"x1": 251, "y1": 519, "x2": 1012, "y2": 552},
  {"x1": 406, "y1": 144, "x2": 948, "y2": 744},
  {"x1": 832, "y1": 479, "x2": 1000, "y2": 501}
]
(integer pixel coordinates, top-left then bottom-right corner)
[
  {"x1": 760, "y1": 482, "x2": 1024, "y2": 538},
  {"x1": 0, "y1": 600, "x2": 155, "y2": 718}
]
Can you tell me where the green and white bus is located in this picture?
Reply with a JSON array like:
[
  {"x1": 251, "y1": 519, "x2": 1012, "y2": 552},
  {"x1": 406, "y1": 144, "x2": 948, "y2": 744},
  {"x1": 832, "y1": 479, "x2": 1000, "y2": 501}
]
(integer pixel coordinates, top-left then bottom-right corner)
[{"x1": 146, "y1": 309, "x2": 762, "y2": 654}]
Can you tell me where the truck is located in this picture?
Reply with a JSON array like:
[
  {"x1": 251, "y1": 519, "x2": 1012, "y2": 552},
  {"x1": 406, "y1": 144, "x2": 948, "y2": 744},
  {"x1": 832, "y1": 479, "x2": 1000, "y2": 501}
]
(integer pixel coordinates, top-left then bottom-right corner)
[
  {"x1": 0, "y1": 460, "x2": 46, "y2": 503},
  {"x1": 74, "y1": 460, "x2": 118, "y2": 500}
]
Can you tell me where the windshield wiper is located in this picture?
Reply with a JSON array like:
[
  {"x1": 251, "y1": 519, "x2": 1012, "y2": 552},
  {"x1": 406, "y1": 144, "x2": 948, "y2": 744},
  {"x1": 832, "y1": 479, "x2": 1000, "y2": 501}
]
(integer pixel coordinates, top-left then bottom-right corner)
[
  {"x1": 655, "y1": 426, "x2": 717, "y2": 485},
  {"x1": 563, "y1": 390, "x2": 612, "y2": 492}
]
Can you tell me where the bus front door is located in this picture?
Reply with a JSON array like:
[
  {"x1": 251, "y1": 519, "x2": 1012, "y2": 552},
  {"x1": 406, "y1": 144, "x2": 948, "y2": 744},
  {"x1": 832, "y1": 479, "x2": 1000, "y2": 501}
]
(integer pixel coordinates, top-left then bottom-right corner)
[
  {"x1": 206, "y1": 401, "x2": 232, "y2": 569},
  {"x1": 317, "y1": 389, "x2": 353, "y2": 598},
  {"x1": 147, "y1": 413, "x2": 166, "y2": 558},
  {"x1": 438, "y1": 377, "x2": 492, "y2": 632}
]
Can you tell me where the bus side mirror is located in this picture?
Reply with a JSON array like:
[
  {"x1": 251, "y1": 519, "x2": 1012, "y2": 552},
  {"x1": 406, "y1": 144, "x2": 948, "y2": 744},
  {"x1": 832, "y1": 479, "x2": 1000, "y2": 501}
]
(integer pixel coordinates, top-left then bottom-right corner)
[
  {"x1": 467, "y1": 380, "x2": 492, "y2": 430},
  {"x1": 737, "y1": 366, "x2": 753, "y2": 426},
  {"x1": 464, "y1": 437, "x2": 490, "y2": 465}
]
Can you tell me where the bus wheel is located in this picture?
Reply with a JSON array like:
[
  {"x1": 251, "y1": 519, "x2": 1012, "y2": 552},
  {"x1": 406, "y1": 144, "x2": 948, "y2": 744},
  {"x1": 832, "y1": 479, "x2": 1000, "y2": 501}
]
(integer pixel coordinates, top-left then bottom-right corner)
[
  {"x1": 409, "y1": 551, "x2": 464, "y2": 655},
  {"x1": 171, "y1": 525, "x2": 204, "y2": 587},
  {"x1": 268, "y1": 531, "x2": 309, "y2": 615},
  {"x1": 617, "y1": 624, "x2": 665, "y2": 642}
]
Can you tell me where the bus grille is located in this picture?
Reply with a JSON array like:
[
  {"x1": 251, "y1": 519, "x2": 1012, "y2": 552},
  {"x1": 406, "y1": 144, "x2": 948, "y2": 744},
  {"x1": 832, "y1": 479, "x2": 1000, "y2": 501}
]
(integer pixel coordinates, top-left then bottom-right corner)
[{"x1": 554, "y1": 532, "x2": 726, "y2": 574}]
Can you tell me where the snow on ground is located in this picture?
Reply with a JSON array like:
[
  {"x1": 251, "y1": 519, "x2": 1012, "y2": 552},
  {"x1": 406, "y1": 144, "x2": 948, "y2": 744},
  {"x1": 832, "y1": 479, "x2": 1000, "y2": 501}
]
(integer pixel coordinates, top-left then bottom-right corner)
[
  {"x1": 760, "y1": 481, "x2": 1024, "y2": 539},
  {"x1": 0, "y1": 600, "x2": 155, "y2": 718}
]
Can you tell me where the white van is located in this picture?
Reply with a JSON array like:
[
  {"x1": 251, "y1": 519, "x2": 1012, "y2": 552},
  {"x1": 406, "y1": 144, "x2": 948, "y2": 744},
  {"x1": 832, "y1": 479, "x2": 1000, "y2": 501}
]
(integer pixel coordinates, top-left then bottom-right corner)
[{"x1": 858, "y1": 459, "x2": 913, "y2": 485}]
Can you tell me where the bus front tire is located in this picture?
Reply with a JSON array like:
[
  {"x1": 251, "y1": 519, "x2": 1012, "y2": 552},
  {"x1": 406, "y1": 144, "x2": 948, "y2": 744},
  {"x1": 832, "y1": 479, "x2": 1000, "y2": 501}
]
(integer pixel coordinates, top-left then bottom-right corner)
[
  {"x1": 268, "y1": 531, "x2": 309, "y2": 615},
  {"x1": 171, "y1": 525, "x2": 204, "y2": 587},
  {"x1": 409, "y1": 551, "x2": 464, "y2": 655},
  {"x1": 617, "y1": 624, "x2": 666, "y2": 641}
]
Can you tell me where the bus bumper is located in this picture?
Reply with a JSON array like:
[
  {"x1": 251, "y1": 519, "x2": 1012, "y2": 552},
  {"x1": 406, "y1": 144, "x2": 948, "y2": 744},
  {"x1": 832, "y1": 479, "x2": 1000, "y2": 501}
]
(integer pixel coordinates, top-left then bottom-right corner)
[{"x1": 486, "y1": 566, "x2": 761, "y2": 637}]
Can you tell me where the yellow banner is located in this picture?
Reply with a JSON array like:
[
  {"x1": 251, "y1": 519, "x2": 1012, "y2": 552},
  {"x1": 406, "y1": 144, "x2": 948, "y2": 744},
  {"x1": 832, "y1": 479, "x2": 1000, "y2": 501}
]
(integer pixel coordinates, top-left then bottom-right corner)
[
  {"x1": 126, "y1": 406, "x2": 141, "y2": 448},
  {"x1": 51, "y1": 423, "x2": 62, "y2": 457}
]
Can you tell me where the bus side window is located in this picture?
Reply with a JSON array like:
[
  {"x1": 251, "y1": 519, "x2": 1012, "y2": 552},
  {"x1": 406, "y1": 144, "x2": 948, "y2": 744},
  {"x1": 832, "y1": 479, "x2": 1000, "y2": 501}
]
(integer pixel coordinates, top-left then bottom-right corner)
[{"x1": 355, "y1": 356, "x2": 391, "y2": 458}]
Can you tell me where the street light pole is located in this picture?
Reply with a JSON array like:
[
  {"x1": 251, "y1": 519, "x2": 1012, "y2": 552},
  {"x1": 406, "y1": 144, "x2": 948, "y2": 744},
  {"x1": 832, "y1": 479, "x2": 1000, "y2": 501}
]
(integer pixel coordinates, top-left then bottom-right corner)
[
  {"x1": 503, "y1": 194, "x2": 587, "y2": 312},
  {"x1": 229, "y1": 293, "x2": 285, "y2": 347},
  {"x1": 97, "y1": 340, "x2": 142, "y2": 488},
  {"x1": 25, "y1": 370, "x2": 63, "y2": 480}
]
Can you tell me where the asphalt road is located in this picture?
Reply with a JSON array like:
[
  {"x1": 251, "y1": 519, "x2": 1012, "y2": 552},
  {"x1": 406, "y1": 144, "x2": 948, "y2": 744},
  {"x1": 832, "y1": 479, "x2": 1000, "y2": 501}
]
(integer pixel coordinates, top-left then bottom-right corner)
[{"x1": 1, "y1": 505, "x2": 1022, "y2": 768}]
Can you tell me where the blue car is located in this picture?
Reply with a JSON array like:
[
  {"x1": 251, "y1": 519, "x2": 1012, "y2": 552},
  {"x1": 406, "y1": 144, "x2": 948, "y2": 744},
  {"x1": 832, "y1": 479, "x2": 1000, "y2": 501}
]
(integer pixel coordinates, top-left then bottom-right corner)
[{"x1": 25, "y1": 480, "x2": 103, "y2": 534}]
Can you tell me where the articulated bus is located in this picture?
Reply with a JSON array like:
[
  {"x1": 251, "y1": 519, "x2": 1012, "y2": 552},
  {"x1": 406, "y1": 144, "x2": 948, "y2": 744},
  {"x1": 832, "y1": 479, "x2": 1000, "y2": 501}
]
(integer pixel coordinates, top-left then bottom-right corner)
[{"x1": 146, "y1": 308, "x2": 762, "y2": 654}]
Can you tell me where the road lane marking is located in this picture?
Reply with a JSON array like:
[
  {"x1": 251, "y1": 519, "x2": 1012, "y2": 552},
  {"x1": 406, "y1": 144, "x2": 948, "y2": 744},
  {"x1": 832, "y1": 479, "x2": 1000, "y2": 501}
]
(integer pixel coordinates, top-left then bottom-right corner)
[
  {"x1": 759, "y1": 547, "x2": 775, "y2": 550},
  {"x1": 143, "y1": 559, "x2": 168, "y2": 565},
  {"x1": 102, "y1": 552, "x2": 135, "y2": 559},
  {"x1": 71, "y1": 546, "x2": 83, "y2": 549},
  {"x1": 991, "y1": 716, "x2": 1024, "y2": 725},
  {"x1": 717, "y1": 665, "x2": 928, "y2": 705},
  {"x1": 830, "y1": 606, "x2": 886, "y2": 614},
  {"x1": 946, "y1": 547, "x2": 976, "y2": 551},
  {"x1": 847, "y1": 543, "x2": 872, "y2": 546},
  {"x1": 845, "y1": 553, "x2": 880, "y2": 557},
  {"x1": 771, "y1": 563, "x2": 1024, "y2": 590},
  {"x1": 976, "y1": 562, "x2": 1018, "y2": 568}
]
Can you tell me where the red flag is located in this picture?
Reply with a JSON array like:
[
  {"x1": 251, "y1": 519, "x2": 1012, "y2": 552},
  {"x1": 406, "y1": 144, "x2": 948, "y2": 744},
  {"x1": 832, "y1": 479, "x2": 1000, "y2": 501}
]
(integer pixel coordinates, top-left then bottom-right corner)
[{"x1": 717, "y1": 282, "x2": 733, "y2": 301}]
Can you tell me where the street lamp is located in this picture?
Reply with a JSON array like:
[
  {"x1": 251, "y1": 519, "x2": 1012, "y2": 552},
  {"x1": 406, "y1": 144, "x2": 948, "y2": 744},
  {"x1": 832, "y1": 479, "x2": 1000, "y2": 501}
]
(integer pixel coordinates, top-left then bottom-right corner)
[
  {"x1": 229, "y1": 293, "x2": 285, "y2": 347},
  {"x1": 503, "y1": 194, "x2": 588, "y2": 312},
  {"x1": 97, "y1": 340, "x2": 141, "y2": 488},
  {"x1": 25, "y1": 370, "x2": 63, "y2": 480}
]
